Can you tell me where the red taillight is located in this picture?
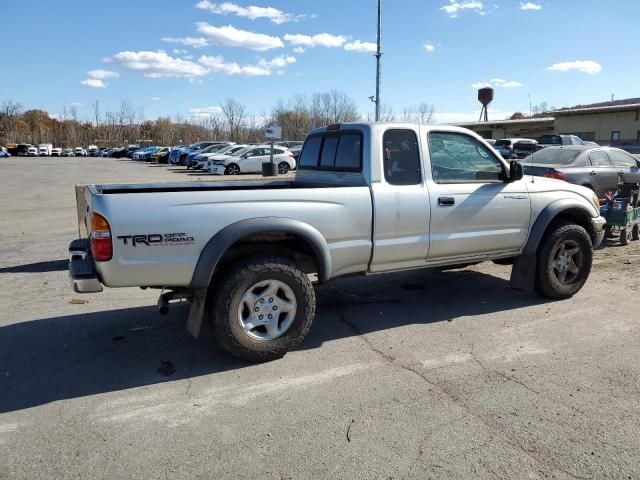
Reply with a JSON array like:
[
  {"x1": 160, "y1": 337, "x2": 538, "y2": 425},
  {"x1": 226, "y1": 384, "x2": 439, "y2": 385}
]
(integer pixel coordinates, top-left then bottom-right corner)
[
  {"x1": 90, "y1": 213, "x2": 112, "y2": 261},
  {"x1": 326, "y1": 123, "x2": 341, "y2": 131},
  {"x1": 543, "y1": 171, "x2": 566, "y2": 181}
]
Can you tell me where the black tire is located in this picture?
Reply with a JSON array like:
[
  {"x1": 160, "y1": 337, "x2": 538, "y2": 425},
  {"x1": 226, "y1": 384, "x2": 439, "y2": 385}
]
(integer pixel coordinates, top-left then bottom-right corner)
[
  {"x1": 209, "y1": 255, "x2": 316, "y2": 362},
  {"x1": 278, "y1": 162, "x2": 290, "y2": 174},
  {"x1": 179, "y1": 154, "x2": 187, "y2": 166},
  {"x1": 632, "y1": 224, "x2": 639, "y2": 241},
  {"x1": 621, "y1": 228, "x2": 631, "y2": 246},
  {"x1": 535, "y1": 221, "x2": 593, "y2": 299},
  {"x1": 225, "y1": 163, "x2": 240, "y2": 175}
]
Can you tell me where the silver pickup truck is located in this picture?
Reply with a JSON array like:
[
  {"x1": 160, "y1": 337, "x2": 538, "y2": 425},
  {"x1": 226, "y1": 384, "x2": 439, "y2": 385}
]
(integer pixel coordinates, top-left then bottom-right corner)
[{"x1": 69, "y1": 123, "x2": 606, "y2": 361}]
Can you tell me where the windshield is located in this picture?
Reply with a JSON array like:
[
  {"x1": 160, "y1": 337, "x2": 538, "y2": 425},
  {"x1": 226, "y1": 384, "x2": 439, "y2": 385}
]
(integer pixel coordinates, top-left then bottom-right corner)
[
  {"x1": 494, "y1": 140, "x2": 512, "y2": 147},
  {"x1": 525, "y1": 148, "x2": 582, "y2": 164}
]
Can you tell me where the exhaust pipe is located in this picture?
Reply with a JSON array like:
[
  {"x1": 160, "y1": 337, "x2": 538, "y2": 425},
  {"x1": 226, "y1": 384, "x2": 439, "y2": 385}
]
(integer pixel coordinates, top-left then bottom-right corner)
[{"x1": 158, "y1": 290, "x2": 192, "y2": 315}]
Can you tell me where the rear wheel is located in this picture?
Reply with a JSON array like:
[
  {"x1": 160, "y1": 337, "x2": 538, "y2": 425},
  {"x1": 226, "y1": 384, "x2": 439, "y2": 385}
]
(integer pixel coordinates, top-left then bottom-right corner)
[
  {"x1": 632, "y1": 224, "x2": 639, "y2": 241},
  {"x1": 278, "y1": 162, "x2": 290, "y2": 174},
  {"x1": 209, "y1": 255, "x2": 316, "y2": 362},
  {"x1": 225, "y1": 163, "x2": 240, "y2": 175},
  {"x1": 535, "y1": 221, "x2": 593, "y2": 299}
]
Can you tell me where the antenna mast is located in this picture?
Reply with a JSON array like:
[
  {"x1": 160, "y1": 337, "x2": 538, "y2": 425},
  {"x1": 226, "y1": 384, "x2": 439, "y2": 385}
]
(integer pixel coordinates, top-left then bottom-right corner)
[{"x1": 374, "y1": 0, "x2": 382, "y2": 122}]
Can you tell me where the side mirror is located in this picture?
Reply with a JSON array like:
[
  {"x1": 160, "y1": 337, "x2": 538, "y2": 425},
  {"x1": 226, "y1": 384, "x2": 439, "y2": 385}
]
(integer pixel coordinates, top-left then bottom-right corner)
[{"x1": 509, "y1": 160, "x2": 524, "y2": 182}]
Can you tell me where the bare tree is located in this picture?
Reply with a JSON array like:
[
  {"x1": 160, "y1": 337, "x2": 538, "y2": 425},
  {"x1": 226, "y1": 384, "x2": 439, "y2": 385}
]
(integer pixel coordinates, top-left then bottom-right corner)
[{"x1": 220, "y1": 98, "x2": 247, "y2": 142}]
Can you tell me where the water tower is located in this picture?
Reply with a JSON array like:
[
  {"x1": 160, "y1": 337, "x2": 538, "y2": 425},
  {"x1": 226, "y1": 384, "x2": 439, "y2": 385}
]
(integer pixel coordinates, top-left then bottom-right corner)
[{"x1": 478, "y1": 87, "x2": 494, "y2": 121}]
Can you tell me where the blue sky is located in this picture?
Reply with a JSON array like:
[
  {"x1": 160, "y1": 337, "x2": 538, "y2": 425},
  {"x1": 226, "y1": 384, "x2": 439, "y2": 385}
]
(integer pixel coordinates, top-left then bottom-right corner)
[{"x1": 2, "y1": 0, "x2": 639, "y2": 123}]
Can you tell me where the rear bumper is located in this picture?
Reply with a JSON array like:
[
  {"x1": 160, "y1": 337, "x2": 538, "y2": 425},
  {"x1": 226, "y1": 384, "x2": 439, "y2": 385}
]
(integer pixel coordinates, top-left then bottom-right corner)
[
  {"x1": 68, "y1": 238, "x2": 103, "y2": 293},
  {"x1": 591, "y1": 215, "x2": 606, "y2": 249}
]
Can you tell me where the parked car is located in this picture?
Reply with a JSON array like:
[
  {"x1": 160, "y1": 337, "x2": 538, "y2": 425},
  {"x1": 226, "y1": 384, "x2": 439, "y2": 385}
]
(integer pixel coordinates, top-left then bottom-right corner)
[
  {"x1": 177, "y1": 141, "x2": 227, "y2": 166},
  {"x1": 538, "y1": 134, "x2": 584, "y2": 147},
  {"x1": 0, "y1": 147, "x2": 11, "y2": 157},
  {"x1": 132, "y1": 146, "x2": 161, "y2": 161},
  {"x1": 15, "y1": 144, "x2": 31, "y2": 156},
  {"x1": 150, "y1": 147, "x2": 171, "y2": 164},
  {"x1": 493, "y1": 138, "x2": 536, "y2": 159},
  {"x1": 512, "y1": 140, "x2": 539, "y2": 159},
  {"x1": 187, "y1": 143, "x2": 235, "y2": 169},
  {"x1": 68, "y1": 123, "x2": 605, "y2": 362},
  {"x1": 522, "y1": 145, "x2": 640, "y2": 199},
  {"x1": 276, "y1": 140, "x2": 304, "y2": 149},
  {"x1": 51, "y1": 147, "x2": 62, "y2": 157},
  {"x1": 38, "y1": 144, "x2": 53, "y2": 156},
  {"x1": 87, "y1": 145, "x2": 99, "y2": 156},
  {"x1": 62, "y1": 148, "x2": 75, "y2": 157},
  {"x1": 75, "y1": 147, "x2": 87, "y2": 157},
  {"x1": 28, "y1": 146, "x2": 39, "y2": 156},
  {"x1": 201, "y1": 145, "x2": 249, "y2": 172},
  {"x1": 207, "y1": 145, "x2": 295, "y2": 175}
]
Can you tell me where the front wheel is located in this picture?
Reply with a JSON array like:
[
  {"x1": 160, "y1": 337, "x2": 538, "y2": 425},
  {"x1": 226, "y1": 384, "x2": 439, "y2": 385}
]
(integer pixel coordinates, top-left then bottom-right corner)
[
  {"x1": 225, "y1": 163, "x2": 240, "y2": 175},
  {"x1": 621, "y1": 227, "x2": 631, "y2": 246},
  {"x1": 535, "y1": 221, "x2": 593, "y2": 299},
  {"x1": 209, "y1": 255, "x2": 316, "y2": 362}
]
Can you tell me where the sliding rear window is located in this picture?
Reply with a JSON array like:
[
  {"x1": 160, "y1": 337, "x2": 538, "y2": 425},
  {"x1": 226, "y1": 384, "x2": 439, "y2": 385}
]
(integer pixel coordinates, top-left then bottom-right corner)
[{"x1": 299, "y1": 132, "x2": 362, "y2": 172}]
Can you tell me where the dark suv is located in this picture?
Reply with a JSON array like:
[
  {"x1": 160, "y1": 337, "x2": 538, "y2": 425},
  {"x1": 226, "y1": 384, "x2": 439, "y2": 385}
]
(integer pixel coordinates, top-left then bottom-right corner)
[{"x1": 538, "y1": 135, "x2": 585, "y2": 147}]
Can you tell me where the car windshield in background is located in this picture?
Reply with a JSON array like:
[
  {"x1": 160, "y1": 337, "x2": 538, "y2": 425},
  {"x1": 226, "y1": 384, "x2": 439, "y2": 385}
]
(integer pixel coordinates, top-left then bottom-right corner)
[
  {"x1": 539, "y1": 135, "x2": 562, "y2": 145},
  {"x1": 528, "y1": 148, "x2": 582, "y2": 164},
  {"x1": 495, "y1": 140, "x2": 512, "y2": 146}
]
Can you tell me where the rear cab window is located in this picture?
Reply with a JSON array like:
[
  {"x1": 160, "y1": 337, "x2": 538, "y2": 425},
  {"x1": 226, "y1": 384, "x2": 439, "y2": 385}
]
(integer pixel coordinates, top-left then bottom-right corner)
[{"x1": 299, "y1": 131, "x2": 362, "y2": 172}]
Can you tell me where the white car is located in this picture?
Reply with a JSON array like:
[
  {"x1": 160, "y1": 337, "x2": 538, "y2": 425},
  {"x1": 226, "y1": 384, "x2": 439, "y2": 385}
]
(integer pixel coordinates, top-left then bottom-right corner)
[
  {"x1": 207, "y1": 145, "x2": 296, "y2": 175},
  {"x1": 200, "y1": 145, "x2": 248, "y2": 171},
  {"x1": 62, "y1": 148, "x2": 74, "y2": 157},
  {"x1": 74, "y1": 147, "x2": 87, "y2": 157},
  {"x1": 28, "y1": 146, "x2": 39, "y2": 156},
  {"x1": 51, "y1": 147, "x2": 62, "y2": 157}
]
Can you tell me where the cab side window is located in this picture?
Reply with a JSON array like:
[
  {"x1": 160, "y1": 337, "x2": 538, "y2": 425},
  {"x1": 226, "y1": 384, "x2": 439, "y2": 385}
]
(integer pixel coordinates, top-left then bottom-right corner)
[
  {"x1": 588, "y1": 150, "x2": 612, "y2": 167},
  {"x1": 383, "y1": 129, "x2": 421, "y2": 185},
  {"x1": 428, "y1": 132, "x2": 504, "y2": 184}
]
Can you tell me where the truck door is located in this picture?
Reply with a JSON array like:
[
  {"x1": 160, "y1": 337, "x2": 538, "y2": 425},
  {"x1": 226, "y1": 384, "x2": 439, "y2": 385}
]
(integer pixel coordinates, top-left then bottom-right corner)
[
  {"x1": 370, "y1": 128, "x2": 431, "y2": 272},
  {"x1": 424, "y1": 131, "x2": 530, "y2": 260}
]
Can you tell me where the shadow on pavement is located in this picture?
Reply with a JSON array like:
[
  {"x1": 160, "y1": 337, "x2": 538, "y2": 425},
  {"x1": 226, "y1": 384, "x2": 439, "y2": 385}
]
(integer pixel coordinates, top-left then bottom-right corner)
[
  {"x1": 0, "y1": 259, "x2": 68, "y2": 273},
  {"x1": 0, "y1": 267, "x2": 546, "y2": 413}
]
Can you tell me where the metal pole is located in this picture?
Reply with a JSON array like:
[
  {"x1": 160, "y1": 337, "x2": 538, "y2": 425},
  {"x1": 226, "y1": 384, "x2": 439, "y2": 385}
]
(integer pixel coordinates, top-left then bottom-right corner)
[{"x1": 375, "y1": 0, "x2": 382, "y2": 122}]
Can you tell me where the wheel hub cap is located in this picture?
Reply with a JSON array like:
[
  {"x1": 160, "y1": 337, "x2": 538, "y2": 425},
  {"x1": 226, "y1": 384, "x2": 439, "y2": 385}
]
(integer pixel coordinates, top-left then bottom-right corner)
[{"x1": 238, "y1": 280, "x2": 297, "y2": 341}]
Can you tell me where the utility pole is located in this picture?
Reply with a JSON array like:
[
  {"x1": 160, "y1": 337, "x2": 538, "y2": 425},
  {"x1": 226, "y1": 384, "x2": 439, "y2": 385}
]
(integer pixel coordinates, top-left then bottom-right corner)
[{"x1": 374, "y1": 0, "x2": 382, "y2": 122}]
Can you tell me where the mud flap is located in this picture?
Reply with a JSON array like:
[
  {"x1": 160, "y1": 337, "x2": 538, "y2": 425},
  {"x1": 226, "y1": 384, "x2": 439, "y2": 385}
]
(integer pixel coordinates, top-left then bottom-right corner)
[
  {"x1": 510, "y1": 254, "x2": 536, "y2": 292},
  {"x1": 186, "y1": 288, "x2": 207, "y2": 338}
]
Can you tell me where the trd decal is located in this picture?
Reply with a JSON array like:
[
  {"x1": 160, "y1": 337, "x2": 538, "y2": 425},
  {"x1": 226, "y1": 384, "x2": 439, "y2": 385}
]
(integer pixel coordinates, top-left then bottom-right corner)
[{"x1": 117, "y1": 232, "x2": 195, "y2": 247}]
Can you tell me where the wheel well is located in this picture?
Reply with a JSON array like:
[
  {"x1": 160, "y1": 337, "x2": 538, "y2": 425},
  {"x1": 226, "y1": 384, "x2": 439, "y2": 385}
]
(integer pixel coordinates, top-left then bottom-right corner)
[
  {"x1": 211, "y1": 232, "x2": 320, "y2": 282},
  {"x1": 541, "y1": 208, "x2": 594, "y2": 245}
]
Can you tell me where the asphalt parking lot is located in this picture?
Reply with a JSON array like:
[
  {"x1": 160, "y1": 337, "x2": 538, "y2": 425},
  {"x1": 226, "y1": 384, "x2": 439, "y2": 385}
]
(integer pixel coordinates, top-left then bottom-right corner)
[{"x1": 1, "y1": 156, "x2": 640, "y2": 479}]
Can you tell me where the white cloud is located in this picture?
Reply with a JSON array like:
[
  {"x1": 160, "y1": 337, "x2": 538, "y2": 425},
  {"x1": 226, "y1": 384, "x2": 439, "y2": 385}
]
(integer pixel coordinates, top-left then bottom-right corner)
[
  {"x1": 105, "y1": 50, "x2": 209, "y2": 78},
  {"x1": 424, "y1": 43, "x2": 436, "y2": 52},
  {"x1": 49, "y1": 113, "x2": 63, "y2": 121},
  {"x1": 440, "y1": 1, "x2": 485, "y2": 18},
  {"x1": 172, "y1": 49, "x2": 188, "y2": 55},
  {"x1": 520, "y1": 2, "x2": 542, "y2": 10},
  {"x1": 151, "y1": 97, "x2": 161, "y2": 101},
  {"x1": 548, "y1": 60, "x2": 602, "y2": 75},
  {"x1": 195, "y1": 0, "x2": 307, "y2": 24},
  {"x1": 87, "y1": 69, "x2": 120, "y2": 79},
  {"x1": 195, "y1": 22, "x2": 283, "y2": 50},
  {"x1": 284, "y1": 33, "x2": 346, "y2": 48},
  {"x1": 198, "y1": 54, "x2": 293, "y2": 76},
  {"x1": 189, "y1": 106, "x2": 223, "y2": 118},
  {"x1": 68, "y1": 102, "x2": 83, "y2": 107},
  {"x1": 292, "y1": 46, "x2": 305, "y2": 53},
  {"x1": 257, "y1": 55, "x2": 296, "y2": 69},
  {"x1": 344, "y1": 40, "x2": 377, "y2": 53},
  {"x1": 471, "y1": 78, "x2": 523, "y2": 89},
  {"x1": 81, "y1": 78, "x2": 108, "y2": 88},
  {"x1": 163, "y1": 36, "x2": 210, "y2": 48}
]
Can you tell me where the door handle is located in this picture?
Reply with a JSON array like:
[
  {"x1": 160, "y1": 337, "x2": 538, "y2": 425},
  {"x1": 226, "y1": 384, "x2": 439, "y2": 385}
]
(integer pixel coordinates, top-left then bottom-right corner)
[
  {"x1": 589, "y1": 170, "x2": 597, "y2": 176},
  {"x1": 438, "y1": 197, "x2": 455, "y2": 207}
]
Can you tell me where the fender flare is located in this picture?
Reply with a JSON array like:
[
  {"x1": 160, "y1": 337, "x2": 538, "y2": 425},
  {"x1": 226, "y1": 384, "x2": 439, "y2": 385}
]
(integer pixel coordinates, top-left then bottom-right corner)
[
  {"x1": 522, "y1": 199, "x2": 595, "y2": 256},
  {"x1": 190, "y1": 217, "x2": 332, "y2": 288},
  {"x1": 511, "y1": 199, "x2": 595, "y2": 292}
]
